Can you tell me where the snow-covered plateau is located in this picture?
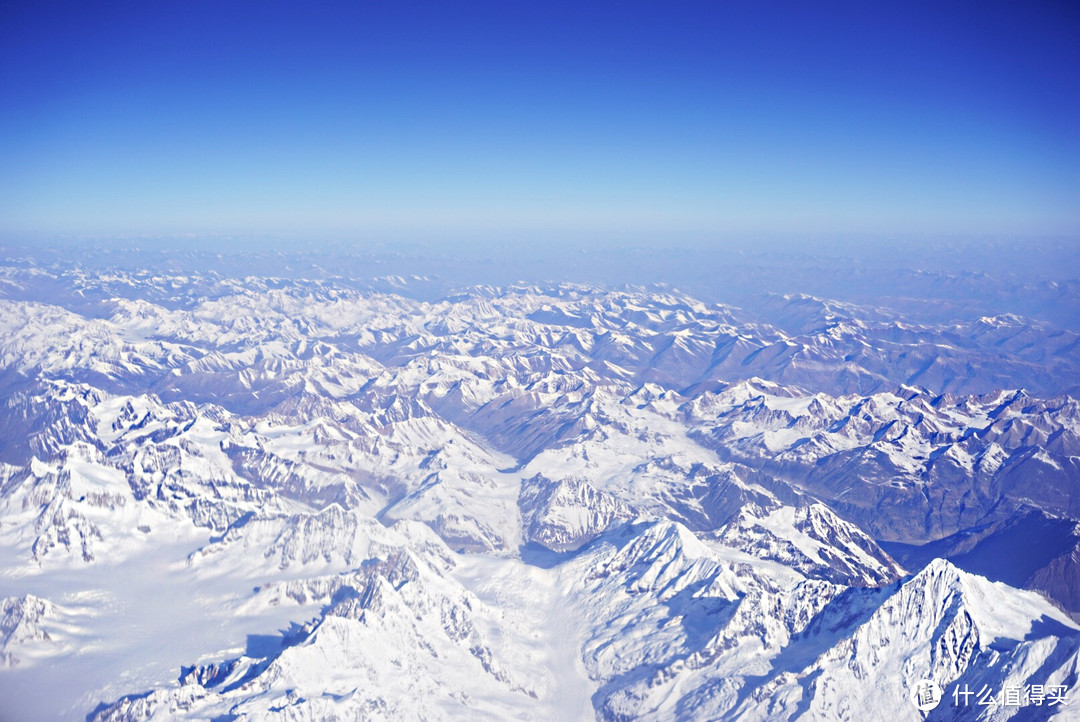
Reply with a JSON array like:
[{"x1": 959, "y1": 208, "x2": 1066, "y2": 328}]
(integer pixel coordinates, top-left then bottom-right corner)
[{"x1": 0, "y1": 255, "x2": 1077, "y2": 720}]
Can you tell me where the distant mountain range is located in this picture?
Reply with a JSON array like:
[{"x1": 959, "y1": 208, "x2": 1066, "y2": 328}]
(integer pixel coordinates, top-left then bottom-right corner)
[{"x1": 0, "y1": 255, "x2": 1076, "y2": 720}]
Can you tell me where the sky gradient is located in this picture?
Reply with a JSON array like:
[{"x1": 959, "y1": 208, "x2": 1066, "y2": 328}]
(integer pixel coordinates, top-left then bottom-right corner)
[{"x1": 2, "y1": 0, "x2": 1078, "y2": 243}]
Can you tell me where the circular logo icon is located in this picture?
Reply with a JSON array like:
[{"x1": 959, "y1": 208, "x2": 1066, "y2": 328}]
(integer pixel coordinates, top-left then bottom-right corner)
[{"x1": 910, "y1": 679, "x2": 943, "y2": 711}]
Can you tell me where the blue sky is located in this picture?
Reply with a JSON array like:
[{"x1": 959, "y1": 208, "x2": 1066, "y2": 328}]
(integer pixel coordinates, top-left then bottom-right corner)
[{"x1": 1, "y1": 0, "x2": 1078, "y2": 243}]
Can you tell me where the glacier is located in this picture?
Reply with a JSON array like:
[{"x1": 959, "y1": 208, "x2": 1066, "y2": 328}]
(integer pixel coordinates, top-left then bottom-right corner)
[{"x1": 0, "y1": 251, "x2": 1077, "y2": 720}]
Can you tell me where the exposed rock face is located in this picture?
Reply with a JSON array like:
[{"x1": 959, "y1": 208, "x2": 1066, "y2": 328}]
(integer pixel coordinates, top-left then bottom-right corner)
[
  {"x1": 0, "y1": 594, "x2": 67, "y2": 668},
  {"x1": 519, "y1": 474, "x2": 633, "y2": 552}
]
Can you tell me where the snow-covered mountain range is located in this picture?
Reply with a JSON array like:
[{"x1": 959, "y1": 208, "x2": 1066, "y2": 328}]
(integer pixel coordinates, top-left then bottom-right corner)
[{"x1": 0, "y1": 255, "x2": 1076, "y2": 720}]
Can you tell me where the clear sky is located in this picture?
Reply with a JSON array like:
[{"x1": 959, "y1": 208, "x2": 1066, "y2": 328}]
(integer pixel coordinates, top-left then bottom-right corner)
[{"x1": 1, "y1": 0, "x2": 1078, "y2": 244}]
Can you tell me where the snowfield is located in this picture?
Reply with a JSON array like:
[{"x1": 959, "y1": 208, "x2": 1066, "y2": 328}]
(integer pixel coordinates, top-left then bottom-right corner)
[{"x1": 0, "y1": 259, "x2": 1077, "y2": 720}]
